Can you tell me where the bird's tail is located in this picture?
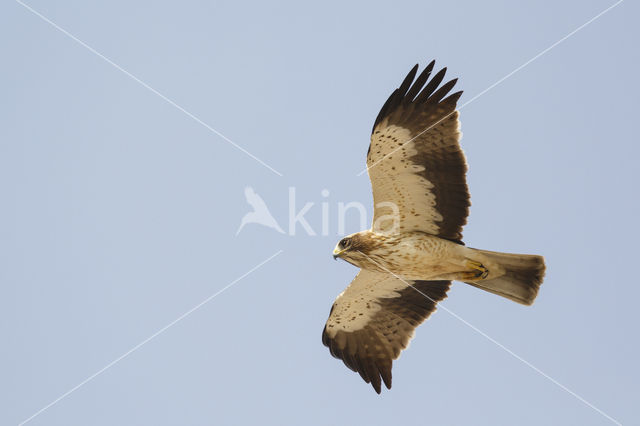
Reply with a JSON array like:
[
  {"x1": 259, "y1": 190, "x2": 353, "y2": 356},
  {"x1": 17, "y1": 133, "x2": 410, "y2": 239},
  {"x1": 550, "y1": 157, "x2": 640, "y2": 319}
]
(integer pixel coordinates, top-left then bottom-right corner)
[{"x1": 464, "y1": 249, "x2": 545, "y2": 305}]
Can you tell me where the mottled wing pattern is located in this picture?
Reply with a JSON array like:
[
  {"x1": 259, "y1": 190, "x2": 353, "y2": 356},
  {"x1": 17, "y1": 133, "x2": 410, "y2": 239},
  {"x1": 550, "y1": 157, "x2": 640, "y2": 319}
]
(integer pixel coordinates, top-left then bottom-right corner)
[
  {"x1": 322, "y1": 269, "x2": 450, "y2": 393},
  {"x1": 368, "y1": 61, "x2": 469, "y2": 243}
]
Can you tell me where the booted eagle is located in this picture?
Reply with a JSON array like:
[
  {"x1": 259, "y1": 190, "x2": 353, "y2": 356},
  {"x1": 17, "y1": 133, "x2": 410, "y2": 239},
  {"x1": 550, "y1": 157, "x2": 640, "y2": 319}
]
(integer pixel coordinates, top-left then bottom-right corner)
[{"x1": 323, "y1": 61, "x2": 545, "y2": 394}]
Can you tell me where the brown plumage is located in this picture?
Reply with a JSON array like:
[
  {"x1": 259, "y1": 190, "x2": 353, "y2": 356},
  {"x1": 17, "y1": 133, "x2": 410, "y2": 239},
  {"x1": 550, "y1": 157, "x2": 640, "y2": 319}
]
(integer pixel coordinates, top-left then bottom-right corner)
[
  {"x1": 324, "y1": 60, "x2": 546, "y2": 394},
  {"x1": 322, "y1": 275, "x2": 450, "y2": 393},
  {"x1": 368, "y1": 61, "x2": 469, "y2": 242}
]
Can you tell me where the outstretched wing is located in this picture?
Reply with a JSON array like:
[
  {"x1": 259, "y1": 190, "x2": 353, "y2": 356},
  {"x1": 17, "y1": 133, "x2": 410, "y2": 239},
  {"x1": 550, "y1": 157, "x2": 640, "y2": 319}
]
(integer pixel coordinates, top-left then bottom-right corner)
[
  {"x1": 322, "y1": 269, "x2": 450, "y2": 393},
  {"x1": 367, "y1": 61, "x2": 469, "y2": 243}
]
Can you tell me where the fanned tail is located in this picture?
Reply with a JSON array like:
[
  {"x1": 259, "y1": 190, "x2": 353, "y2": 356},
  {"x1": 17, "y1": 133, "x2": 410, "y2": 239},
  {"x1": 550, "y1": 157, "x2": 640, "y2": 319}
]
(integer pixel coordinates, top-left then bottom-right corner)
[{"x1": 465, "y1": 249, "x2": 545, "y2": 305}]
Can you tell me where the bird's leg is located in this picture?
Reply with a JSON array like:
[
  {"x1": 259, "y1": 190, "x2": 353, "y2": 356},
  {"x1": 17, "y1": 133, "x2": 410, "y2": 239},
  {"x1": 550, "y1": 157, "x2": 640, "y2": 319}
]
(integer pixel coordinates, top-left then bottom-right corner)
[{"x1": 460, "y1": 260, "x2": 489, "y2": 280}]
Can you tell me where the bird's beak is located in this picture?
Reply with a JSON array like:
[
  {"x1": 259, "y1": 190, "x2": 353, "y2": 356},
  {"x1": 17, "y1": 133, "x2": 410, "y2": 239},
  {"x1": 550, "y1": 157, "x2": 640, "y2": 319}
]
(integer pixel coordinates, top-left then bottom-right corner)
[{"x1": 333, "y1": 248, "x2": 345, "y2": 260}]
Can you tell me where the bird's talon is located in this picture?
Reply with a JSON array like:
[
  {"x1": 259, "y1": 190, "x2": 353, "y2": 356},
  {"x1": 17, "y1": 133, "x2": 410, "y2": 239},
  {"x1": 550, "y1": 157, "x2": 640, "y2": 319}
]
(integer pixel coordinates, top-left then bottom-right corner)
[{"x1": 465, "y1": 260, "x2": 489, "y2": 280}]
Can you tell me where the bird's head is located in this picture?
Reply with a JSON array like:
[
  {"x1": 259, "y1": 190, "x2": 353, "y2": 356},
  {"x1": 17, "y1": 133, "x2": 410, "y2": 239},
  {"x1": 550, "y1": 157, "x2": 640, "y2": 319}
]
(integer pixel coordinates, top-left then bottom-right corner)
[{"x1": 332, "y1": 231, "x2": 376, "y2": 266}]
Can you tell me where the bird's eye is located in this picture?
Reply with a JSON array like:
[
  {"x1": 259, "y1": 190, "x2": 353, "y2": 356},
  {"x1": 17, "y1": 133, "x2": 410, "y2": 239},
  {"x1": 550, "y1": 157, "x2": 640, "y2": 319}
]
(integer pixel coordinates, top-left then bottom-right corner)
[{"x1": 339, "y1": 238, "x2": 349, "y2": 248}]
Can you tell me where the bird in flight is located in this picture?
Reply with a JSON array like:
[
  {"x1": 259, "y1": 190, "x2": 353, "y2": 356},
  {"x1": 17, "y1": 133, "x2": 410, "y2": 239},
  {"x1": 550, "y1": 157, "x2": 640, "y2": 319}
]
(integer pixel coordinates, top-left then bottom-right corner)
[{"x1": 323, "y1": 60, "x2": 545, "y2": 394}]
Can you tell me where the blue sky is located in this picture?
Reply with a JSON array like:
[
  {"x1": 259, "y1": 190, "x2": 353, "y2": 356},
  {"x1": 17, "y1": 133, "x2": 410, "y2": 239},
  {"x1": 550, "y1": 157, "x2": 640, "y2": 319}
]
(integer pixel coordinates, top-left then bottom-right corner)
[{"x1": 2, "y1": 1, "x2": 638, "y2": 425}]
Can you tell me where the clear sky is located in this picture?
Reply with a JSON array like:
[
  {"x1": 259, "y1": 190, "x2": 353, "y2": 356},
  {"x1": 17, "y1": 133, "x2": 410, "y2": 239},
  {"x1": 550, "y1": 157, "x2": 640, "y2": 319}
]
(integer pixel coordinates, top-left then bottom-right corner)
[{"x1": 2, "y1": 1, "x2": 638, "y2": 425}]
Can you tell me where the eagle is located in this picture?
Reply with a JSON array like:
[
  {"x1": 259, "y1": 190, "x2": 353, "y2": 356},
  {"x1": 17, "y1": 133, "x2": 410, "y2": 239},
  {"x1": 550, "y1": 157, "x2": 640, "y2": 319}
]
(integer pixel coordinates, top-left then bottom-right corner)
[{"x1": 323, "y1": 60, "x2": 546, "y2": 394}]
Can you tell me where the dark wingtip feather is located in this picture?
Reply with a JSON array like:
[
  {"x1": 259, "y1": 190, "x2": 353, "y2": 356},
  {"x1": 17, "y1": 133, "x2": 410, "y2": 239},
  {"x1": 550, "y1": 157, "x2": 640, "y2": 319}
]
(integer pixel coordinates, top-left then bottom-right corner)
[
  {"x1": 364, "y1": 358, "x2": 381, "y2": 393},
  {"x1": 429, "y1": 78, "x2": 458, "y2": 104},
  {"x1": 442, "y1": 90, "x2": 463, "y2": 106},
  {"x1": 380, "y1": 365, "x2": 392, "y2": 390},
  {"x1": 398, "y1": 64, "x2": 419, "y2": 97},
  {"x1": 373, "y1": 60, "x2": 455, "y2": 133},
  {"x1": 414, "y1": 67, "x2": 447, "y2": 104},
  {"x1": 405, "y1": 61, "x2": 436, "y2": 101}
]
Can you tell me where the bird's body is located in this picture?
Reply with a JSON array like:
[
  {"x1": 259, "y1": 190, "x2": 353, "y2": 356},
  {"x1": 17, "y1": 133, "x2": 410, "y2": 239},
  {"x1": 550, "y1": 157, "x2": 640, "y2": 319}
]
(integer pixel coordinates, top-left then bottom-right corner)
[
  {"x1": 323, "y1": 60, "x2": 546, "y2": 394},
  {"x1": 336, "y1": 230, "x2": 474, "y2": 281}
]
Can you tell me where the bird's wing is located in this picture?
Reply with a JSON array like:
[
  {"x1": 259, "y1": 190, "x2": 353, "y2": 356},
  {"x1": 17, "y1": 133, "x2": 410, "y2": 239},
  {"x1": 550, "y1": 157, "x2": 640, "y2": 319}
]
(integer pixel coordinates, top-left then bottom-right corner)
[
  {"x1": 322, "y1": 269, "x2": 450, "y2": 393},
  {"x1": 367, "y1": 61, "x2": 469, "y2": 243}
]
